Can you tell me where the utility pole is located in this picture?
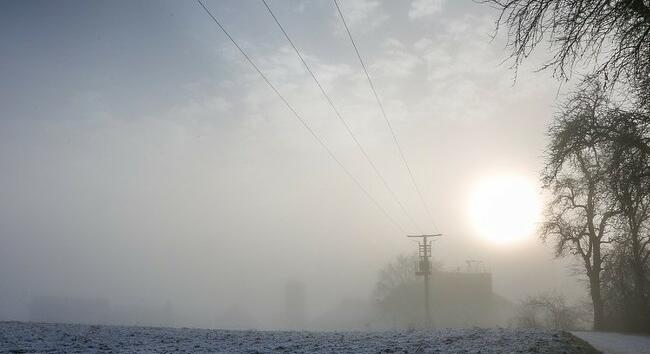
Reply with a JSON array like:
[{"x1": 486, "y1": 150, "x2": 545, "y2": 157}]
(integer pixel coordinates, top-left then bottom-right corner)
[{"x1": 408, "y1": 233, "x2": 442, "y2": 328}]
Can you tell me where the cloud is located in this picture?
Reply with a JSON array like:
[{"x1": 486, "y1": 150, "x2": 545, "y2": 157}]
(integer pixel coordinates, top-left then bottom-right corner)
[
  {"x1": 414, "y1": 15, "x2": 499, "y2": 82},
  {"x1": 409, "y1": 0, "x2": 446, "y2": 19},
  {"x1": 369, "y1": 38, "x2": 422, "y2": 79},
  {"x1": 172, "y1": 96, "x2": 231, "y2": 122},
  {"x1": 333, "y1": 0, "x2": 388, "y2": 33},
  {"x1": 404, "y1": 14, "x2": 559, "y2": 126}
]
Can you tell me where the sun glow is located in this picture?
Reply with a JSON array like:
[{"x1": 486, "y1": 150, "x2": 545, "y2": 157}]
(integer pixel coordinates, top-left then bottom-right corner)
[{"x1": 469, "y1": 174, "x2": 541, "y2": 244}]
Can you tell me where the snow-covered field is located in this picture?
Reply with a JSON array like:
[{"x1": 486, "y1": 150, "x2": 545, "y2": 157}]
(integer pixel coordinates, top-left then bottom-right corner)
[{"x1": 0, "y1": 321, "x2": 596, "y2": 353}]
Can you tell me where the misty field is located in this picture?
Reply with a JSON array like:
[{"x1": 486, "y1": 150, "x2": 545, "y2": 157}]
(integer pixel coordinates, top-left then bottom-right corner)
[
  {"x1": 3, "y1": 0, "x2": 650, "y2": 350},
  {"x1": 0, "y1": 321, "x2": 598, "y2": 353}
]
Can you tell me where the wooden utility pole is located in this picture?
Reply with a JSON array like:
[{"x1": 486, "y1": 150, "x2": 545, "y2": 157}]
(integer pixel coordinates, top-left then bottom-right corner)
[{"x1": 408, "y1": 233, "x2": 442, "y2": 328}]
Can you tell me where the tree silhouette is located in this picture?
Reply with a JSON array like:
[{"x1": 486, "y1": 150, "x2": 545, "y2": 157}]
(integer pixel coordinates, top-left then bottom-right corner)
[
  {"x1": 485, "y1": 0, "x2": 650, "y2": 83},
  {"x1": 607, "y1": 108, "x2": 650, "y2": 330},
  {"x1": 541, "y1": 78, "x2": 619, "y2": 329}
]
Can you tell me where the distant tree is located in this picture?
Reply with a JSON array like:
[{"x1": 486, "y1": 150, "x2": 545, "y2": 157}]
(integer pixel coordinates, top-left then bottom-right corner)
[
  {"x1": 373, "y1": 254, "x2": 419, "y2": 328},
  {"x1": 485, "y1": 0, "x2": 650, "y2": 83},
  {"x1": 373, "y1": 254, "x2": 440, "y2": 328},
  {"x1": 541, "y1": 77, "x2": 620, "y2": 330},
  {"x1": 515, "y1": 293, "x2": 584, "y2": 330},
  {"x1": 515, "y1": 299, "x2": 540, "y2": 328},
  {"x1": 374, "y1": 254, "x2": 418, "y2": 303}
]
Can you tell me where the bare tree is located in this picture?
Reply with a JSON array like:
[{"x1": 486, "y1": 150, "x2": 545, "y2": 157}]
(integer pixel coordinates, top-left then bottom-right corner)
[
  {"x1": 484, "y1": 0, "x2": 650, "y2": 331},
  {"x1": 515, "y1": 299, "x2": 541, "y2": 328},
  {"x1": 484, "y1": 0, "x2": 650, "y2": 83},
  {"x1": 542, "y1": 78, "x2": 620, "y2": 329},
  {"x1": 607, "y1": 109, "x2": 650, "y2": 330},
  {"x1": 374, "y1": 254, "x2": 418, "y2": 304},
  {"x1": 516, "y1": 293, "x2": 583, "y2": 330},
  {"x1": 373, "y1": 254, "x2": 441, "y2": 328}
]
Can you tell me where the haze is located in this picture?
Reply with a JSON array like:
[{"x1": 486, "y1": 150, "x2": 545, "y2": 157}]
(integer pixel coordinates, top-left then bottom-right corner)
[{"x1": 0, "y1": 0, "x2": 585, "y2": 330}]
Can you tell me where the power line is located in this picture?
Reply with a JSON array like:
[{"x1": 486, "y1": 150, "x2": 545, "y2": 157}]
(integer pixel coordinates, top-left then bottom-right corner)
[
  {"x1": 261, "y1": 0, "x2": 422, "y2": 233},
  {"x1": 196, "y1": 0, "x2": 405, "y2": 233},
  {"x1": 333, "y1": 0, "x2": 439, "y2": 233}
]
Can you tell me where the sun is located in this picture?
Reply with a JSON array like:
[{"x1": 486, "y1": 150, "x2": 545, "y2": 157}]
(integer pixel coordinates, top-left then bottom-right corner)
[{"x1": 468, "y1": 174, "x2": 541, "y2": 244}]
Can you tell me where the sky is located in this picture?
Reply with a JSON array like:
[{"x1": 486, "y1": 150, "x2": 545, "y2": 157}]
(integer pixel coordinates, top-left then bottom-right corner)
[{"x1": 0, "y1": 0, "x2": 586, "y2": 328}]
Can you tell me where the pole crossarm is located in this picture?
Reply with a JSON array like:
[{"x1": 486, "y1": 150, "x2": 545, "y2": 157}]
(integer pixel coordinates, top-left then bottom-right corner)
[{"x1": 407, "y1": 234, "x2": 443, "y2": 238}]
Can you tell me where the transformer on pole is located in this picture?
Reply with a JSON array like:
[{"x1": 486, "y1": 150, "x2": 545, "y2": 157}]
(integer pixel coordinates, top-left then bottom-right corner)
[{"x1": 407, "y1": 233, "x2": 442, "y2": 328}]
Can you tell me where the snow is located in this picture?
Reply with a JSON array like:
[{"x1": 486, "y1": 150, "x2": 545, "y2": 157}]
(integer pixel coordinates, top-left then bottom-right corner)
[
  {"x1": 0, "y1": 321, "x2": 595, "y2": 353},
  {"x1": 572, "y1": 331, "x2": 650, "y2": 354}
]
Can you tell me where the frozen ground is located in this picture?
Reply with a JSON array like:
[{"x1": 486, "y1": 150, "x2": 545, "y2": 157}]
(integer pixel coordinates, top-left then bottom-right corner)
[
  {"x1": 572, "y1": 331, "x2": 650, "y2": 354},
  {"x1": 0, "y1": 321, "x2": 597, "y2": 353}
]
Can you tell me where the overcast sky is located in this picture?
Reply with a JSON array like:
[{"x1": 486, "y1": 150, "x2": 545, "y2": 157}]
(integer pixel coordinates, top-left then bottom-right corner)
[{"x1": 0, "y1": 0, "x2": 585, "y2": 328}]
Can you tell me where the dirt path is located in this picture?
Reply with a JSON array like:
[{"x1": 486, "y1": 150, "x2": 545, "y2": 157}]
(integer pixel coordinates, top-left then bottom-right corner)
[{"x1": 572, "y1": 331, "x2": 650, "y2": 354}]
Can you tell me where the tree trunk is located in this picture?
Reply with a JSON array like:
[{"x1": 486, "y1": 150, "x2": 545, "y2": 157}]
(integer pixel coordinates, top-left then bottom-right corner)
[
  {"x1": 631, "y1": 252, "x2": 648, "y2": 331},
  {"x1": 629, "y1": 225, "x2": 649, "y2": 331},
  {"x1": 590, "y1": 271, "x2": 605, "y2": 330},
  {"x1": 590, "y1": 244, "x2": 605, "y2": 330}
]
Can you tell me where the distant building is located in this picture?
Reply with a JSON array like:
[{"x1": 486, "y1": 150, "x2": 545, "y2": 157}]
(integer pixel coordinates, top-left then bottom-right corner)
[
  {"x1": 310, "y1": 297, "x2": 374, "y2": 331},
  {"x1": 371, "y1": 269, "x2": 515, "y2": 329},
  {"x1": 30, "y1": 296, "x2": 110, "y2": 324},
  {"x1": 284, "y1": 279, "x2": 306, "y2": 329},
  {"x1": 216, "y1": 304, "x2": 257, "y2": 330},
  {"x1": 110, "y1": 301, "x2": 175, "y2": 327},
  {"x1": 429, "y1": 271, "x2": 513, "y2": 328},
  {"x1": 29, "y1": 296, "x2": 176, "y2": 327}
]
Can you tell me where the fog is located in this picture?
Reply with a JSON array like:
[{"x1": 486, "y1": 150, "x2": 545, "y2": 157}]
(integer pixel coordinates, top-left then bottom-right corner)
[{"x1": 1, "y1": 0, "x2": 585, "y2": 330}]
